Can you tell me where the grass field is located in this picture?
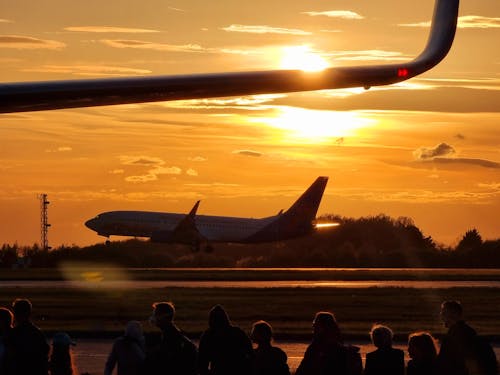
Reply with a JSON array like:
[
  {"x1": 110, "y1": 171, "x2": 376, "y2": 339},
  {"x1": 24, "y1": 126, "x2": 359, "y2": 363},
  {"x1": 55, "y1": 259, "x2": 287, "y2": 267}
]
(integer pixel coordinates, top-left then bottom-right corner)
[{"x1": 1, "y1": 280, "x2": 499, "y2": 340}]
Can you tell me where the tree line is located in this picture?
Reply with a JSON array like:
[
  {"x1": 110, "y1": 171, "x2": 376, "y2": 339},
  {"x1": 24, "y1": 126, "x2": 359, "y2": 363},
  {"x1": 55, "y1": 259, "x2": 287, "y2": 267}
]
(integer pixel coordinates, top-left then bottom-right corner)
[{"x1": 1, "y1": 214, "x2": 499, "y2": 268}]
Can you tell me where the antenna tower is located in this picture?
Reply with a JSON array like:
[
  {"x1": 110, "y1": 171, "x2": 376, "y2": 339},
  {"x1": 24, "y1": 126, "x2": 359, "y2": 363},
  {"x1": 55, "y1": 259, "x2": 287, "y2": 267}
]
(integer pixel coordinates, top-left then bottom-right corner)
[{"x1": 38, "y1": 194, "x2": 51, "y2": 251}]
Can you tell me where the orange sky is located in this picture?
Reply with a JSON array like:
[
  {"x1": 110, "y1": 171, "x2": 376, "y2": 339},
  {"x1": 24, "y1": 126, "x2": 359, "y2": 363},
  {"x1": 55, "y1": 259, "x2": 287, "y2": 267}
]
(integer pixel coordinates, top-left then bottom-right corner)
[{"x1": 1, "y1": 0, "x2": 499, "y2": 247}]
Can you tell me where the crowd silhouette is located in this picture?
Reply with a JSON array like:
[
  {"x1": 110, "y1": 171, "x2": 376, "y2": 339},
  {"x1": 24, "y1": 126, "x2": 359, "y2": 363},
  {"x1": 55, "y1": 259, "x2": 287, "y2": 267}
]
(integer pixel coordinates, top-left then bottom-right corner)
[{"x1": 0, "y1": 298, "x2": 497, "y2": 375}]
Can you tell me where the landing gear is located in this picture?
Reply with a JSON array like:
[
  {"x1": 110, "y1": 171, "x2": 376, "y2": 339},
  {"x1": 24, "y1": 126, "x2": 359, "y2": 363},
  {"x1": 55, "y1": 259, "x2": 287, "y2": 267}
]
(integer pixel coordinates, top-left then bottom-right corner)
[{"x1": 105, "y1": 237, "x2": 111, "y2": 246}]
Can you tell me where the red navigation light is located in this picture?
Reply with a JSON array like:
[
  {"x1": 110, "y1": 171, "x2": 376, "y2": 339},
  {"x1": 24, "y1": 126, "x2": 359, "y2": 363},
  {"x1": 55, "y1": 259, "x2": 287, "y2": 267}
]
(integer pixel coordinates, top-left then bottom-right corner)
[{"x1": 397, "y1": 68, "x2": 409, "y2": 78}]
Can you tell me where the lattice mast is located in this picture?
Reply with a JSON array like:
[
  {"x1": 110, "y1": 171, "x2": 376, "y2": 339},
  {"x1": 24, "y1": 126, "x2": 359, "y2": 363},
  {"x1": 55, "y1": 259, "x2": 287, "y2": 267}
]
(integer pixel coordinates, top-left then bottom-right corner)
[{"x1": 38, "y1": 194, "x2": 51, "y2": 251}]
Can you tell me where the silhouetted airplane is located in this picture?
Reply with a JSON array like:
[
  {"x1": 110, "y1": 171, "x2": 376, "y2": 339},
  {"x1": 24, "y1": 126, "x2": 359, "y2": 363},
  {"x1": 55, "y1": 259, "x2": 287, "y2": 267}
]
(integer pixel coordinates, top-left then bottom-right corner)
[
  {"x1": 0, "y1": 0, "x2": 458, "y2": 113},
  {"x1": 85, "y1": 176, "x2": 328, "y2": 251}
]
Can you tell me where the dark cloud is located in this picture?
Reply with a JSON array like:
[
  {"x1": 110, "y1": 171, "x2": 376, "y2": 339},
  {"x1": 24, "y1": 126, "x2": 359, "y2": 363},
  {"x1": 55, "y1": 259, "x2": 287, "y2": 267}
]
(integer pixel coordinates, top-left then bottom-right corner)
[
  {"x1": 233, "y1": 150, "x2": 262, "y2": 157},
  {"x1": 0, "y1": 35, "x2": 65, "y2": 49},
  {"x1": 432, "y1": 157, "x2": 500, "y2": 169},
  {"x1": 414, "y1": 143, "x2": 455, "y2": 160},
  {"x1": 455, "y1": 133, "x2": 465, "y2": 140}
]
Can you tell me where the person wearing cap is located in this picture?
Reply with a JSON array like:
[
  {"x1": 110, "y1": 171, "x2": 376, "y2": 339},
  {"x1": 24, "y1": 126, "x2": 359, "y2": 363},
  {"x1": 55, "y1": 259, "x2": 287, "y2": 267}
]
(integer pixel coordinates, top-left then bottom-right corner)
[
  {"x1": 49, "y1": 332, "x2": 77, "y2": 375},
  {"x1": 8, "y1": 298, "x2": 50, "y2": 375},
  {"x1": 104, "y1": 320, "x2": 145, "y2": 375},
  {"x1": 143, "y1": 301, "x2": 197, "y2": 375}
]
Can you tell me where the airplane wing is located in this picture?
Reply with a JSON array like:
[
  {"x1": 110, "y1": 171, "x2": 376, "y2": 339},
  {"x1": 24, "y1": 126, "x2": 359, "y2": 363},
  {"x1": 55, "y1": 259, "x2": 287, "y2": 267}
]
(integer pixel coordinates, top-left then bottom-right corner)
[
  {"x1": 0, "y1": 0, "x2": 458, "y2": 114},
  {"x1": 151, "y1": 200, "x2": 205, "y2": 246}
]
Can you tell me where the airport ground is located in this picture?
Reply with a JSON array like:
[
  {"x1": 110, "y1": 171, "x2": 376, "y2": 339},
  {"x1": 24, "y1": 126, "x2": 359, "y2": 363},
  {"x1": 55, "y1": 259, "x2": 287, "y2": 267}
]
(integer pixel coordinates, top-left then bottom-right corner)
[{"x1": 0, "y1": 268, "x2": 498, "y2": 373}]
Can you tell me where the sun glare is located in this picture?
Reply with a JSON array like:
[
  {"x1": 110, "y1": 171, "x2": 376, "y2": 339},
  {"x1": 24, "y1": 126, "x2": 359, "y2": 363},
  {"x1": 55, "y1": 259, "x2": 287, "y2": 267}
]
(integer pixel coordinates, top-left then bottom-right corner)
[
  {"x1": 251, "y1": 107, "x2": 375, "y2": 143},
  {"x1": 279, "y1": 45, "x2": 330, "y2": 72}
]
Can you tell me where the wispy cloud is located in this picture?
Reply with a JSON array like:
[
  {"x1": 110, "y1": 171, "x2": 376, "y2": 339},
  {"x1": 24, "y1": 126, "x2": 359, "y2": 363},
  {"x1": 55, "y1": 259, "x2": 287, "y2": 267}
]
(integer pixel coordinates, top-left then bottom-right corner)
[
  {"x1": 0, "y1": 19, "x2": 13, "y2": 23},
  {"x1": 431, "y1": 157, "x2": 500, "y2": 169},
  {"x1": 163, "y1": 95, "x2": 283, "y2": 111},
  {"x1": 45, "y1": 146, "x2": 73, "y2": 153},
  {"x1": 188, "y1": 156, "x2": 207, "y2": 162},
  {"x1": 0, "y1": 35, "x2": 65, "y2": 50},
  {"x1": 65, "y1": 26, "x2": 160, "y2": 33},
  {"x1": 302, "y1": 10, "x2": 364, "y2": 20},
  {"x1": 22, "y1": 64, "x2": 151, "y2": 77},
  {"x1": 109, "y1": 169, "x2": 125, "y2": 174},
  {"x1": 186, "y1": 168, "x2": 198, "y2": 176},
  {"x1": 233, "y1": 150, "x2": 262, "y2": 157},
  {"x1": 400, "y1": 15, "x2": 500, "y2": 29},
  {"x1": 328, "y1": 49, "x2": 409, "y2": 62},
  {"x1": 221, "y1": 24, "x2": 311, "y2": 35},
  {"x1": 101, "y1": 39, "x2": 205, "y2": 52},
  {"x1": 167, "y1": 6, "x2": 185, "y2": 12},
  {"x1": 22, "y1": 64, "x2": 152, "y2": 77}
]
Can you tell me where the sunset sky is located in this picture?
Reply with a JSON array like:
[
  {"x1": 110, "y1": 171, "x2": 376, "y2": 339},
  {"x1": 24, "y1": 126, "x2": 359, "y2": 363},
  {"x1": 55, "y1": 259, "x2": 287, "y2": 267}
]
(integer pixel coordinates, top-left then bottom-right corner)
[{"x1": 1, "y1": 0, "x2": 499, "y2": 248}]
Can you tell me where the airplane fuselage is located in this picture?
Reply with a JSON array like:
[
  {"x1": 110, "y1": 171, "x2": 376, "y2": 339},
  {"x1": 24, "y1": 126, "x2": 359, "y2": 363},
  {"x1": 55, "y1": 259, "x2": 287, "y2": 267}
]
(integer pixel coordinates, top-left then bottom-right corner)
[{"x1": 86, "y1": 211, "x2": 278, "y2": 243}]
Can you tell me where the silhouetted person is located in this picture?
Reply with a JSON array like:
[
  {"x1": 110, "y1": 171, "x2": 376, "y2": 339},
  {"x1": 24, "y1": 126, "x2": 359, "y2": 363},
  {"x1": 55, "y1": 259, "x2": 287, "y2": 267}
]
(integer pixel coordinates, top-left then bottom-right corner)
[
  {"x1": 437, "y1": 300, "x2": 498, "y2": 375},
  {"x1": 436, "y1": 300, "x2": 478, "y2": 375},
  {"x1": 364, "y1": 324, "x2": 404, "y2": 375},
  {"x1": 407, "y1": 332, "x2": 438, "y2": 375},
  {"x1": 49, "y1": 332, "x2": 77, "y2": 375},
  {"x1": 251, "y1": 320, "x2": 289, "y2": 375},
  {"x1": 104, "y1": 320, "x2": 145, "y2": 375},
  {"x1": 198, "y1": 304, "x2": 254, "y2": 375},
  {"x1": 295, "y1": 311, "x2": 362, "y2": 375},
  {"x1": 0, "y1": 307, "x2": 13, "y2": 374},
  {"x1": 8, "y1": 298, "x2": 49, "y2": 375},
  {"x1": 143, "y1": 301, "x2": 197, "y2": 375}
]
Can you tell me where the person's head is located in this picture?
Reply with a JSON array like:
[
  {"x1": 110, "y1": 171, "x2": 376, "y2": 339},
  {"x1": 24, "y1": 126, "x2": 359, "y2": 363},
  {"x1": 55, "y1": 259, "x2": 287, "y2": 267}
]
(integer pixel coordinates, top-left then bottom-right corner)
[
  {"x1": 12, "y1": 298, "x2": 32, "y2": 324},
  {"x1": 125, "y1": 320, "x2": 144, "y2": 341},
  {"x1": 370, "y1": 324, "x2": 393, "y2": 349},
  {"x1": 251, "y1": 320, "x2": 273, "y2": 346},
  {"x1": 0, "y1": 307, "x2": 13, "y2": 333},
  {"x1": 208, "y1": 304, "x2": 230, "y2": 330},
  {"x1": 440, "y1": 300, "x2": 463, "y2": 328},
  {"x1": 52, "y1": 332, "x2": 76, "y2": 349},
  {"x1": 408, "y1": 332, "x2": 437, "y2": 361},
  {"x1": 312, "y1": 311, "x2": 341, "y2": 342},
  {"x1": 151, "y1": 302, "x2": 175, "y2": 329}
]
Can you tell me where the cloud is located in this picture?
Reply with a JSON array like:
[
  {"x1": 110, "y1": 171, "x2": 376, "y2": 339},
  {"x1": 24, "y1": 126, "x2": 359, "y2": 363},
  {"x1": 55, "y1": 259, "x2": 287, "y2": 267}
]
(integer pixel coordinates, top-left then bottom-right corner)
[
  {"x1": 399, "y1": 15, "x2": 500, "y2": 29},
  {"x1": 64, "y1": 26, "x2": 160, "y2": 33},
  {"x1": 0, "y1": 19, "x2": 13, "y2": 23},
  {"x1": 455, "y1": 133, "x2": 465, "y2": 140},
  {"x1": 328, "y1": 49, "x2": 409, "y2": 62},
  {"x1": 119, "y1": 155, "x2": 182, "y2": 183},
  {"x1": 432, "y1": 157, "x2": 500, "y2": 169},
  {"x1": 45, "y1": 146, "x2": 73, "y2": 153},
  {"x1": 101, "y1": 39, "x2": 205, "y2": 53},
  {"x1": 302, "y1": 10, "x2": 364, "y2": 19},
  {"x1": 188, "y1": 156, "x2": 207, "y2": 162},
  {"x1": 168, "y1": 6, "x2": 185, "y2": 12},
  {"x1": 413, "y1": 144, "x2": 499, "y2": 169},
  {"x1": 109, "y1": 169, "x2": 124, "y2": 174},
  {"x1": 414, "y1": 143, "x2": 455, "y2": 160},
  {"x1": 221, "y1": 24, "x2": 311, "y2": 35},
  {"x1": 0, "y1": 35, "x2": 65, "y2": 50},
  {"x1": 186, "y1": 168, "x2": 198, "y2": 176},
  {"x1": 233, "y1": 150, "x2": 262, "y2": 157},
  {"x1": 22, "y1": 64, "x2": 151, "y2": 77},
  {"x1": 120, "y1": 156, "x2": 165, "y2": 166}
]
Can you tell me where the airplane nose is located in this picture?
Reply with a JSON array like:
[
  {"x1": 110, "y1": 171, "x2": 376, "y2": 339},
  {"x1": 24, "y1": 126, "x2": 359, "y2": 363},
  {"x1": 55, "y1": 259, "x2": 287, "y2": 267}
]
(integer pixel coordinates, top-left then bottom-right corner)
[{"x1": 85, "y1": 218, "x2": 96, "y2": 230}]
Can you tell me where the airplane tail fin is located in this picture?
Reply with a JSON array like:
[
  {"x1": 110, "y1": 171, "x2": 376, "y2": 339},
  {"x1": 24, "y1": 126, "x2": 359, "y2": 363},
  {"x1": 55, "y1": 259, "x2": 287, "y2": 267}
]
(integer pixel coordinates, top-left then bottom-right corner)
[{"x1": 245, "y1": 177, "x2": 328, "y2": 242}]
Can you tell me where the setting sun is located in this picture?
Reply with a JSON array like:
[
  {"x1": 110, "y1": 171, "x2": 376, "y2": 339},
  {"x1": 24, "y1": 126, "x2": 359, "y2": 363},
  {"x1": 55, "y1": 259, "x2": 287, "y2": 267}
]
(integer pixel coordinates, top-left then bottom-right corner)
[
  {"x1": 279, "y1": 45, "x2": 330, "y2": 72},
  {"x1": 250, "y1": 106, "x2": 375, "y2": 142}
]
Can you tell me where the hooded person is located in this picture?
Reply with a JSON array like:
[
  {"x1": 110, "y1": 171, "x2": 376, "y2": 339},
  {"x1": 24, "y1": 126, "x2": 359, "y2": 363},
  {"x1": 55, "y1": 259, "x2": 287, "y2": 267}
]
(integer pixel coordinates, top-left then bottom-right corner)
[
  {"x1": 104, "y1": 321, "x2": 146, "y2": 375},
  {"x1": 198, "y1": 305, "x2": 254, "y2": 375}
]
